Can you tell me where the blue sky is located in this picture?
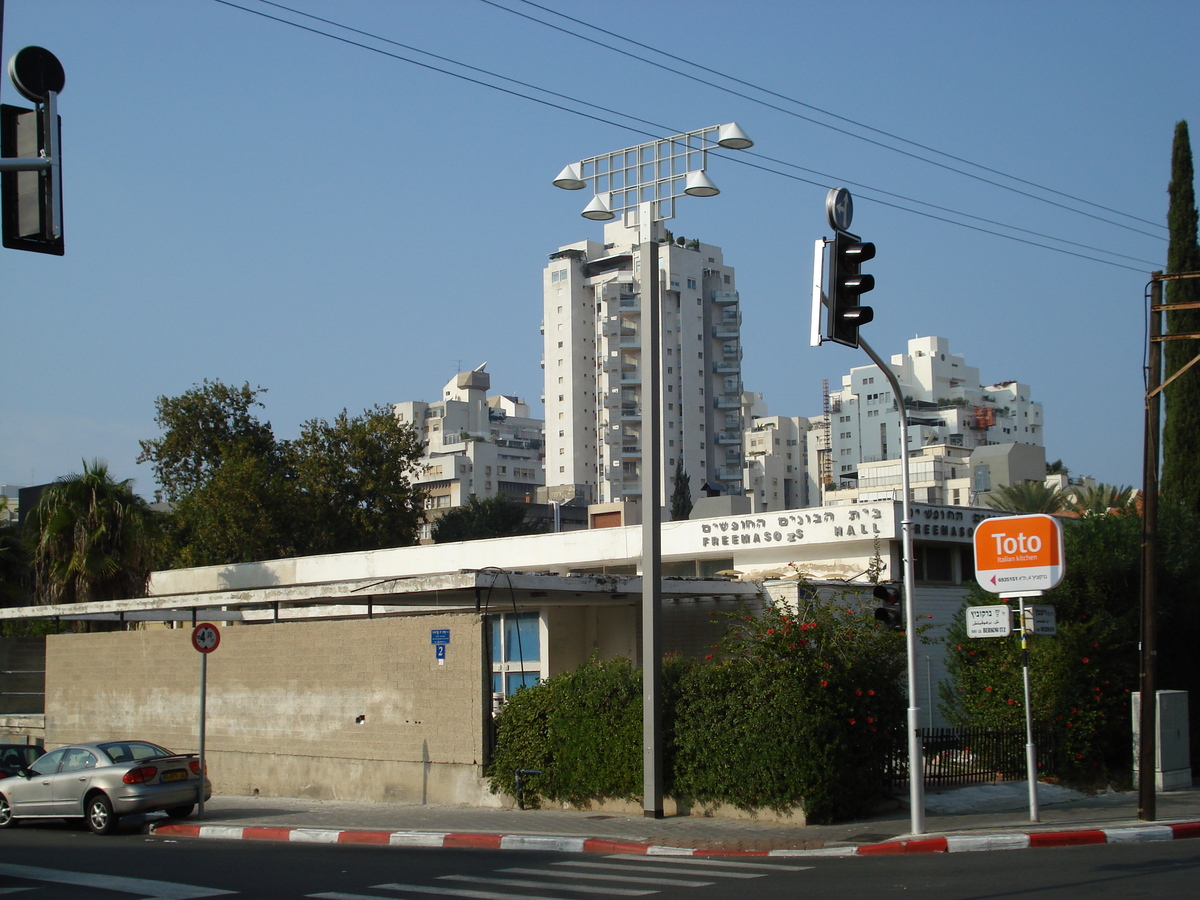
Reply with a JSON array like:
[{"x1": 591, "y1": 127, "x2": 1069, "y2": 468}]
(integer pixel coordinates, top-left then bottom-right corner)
[{"x1": 2, "y1": 0, "x2": 1195, "y2": 496}]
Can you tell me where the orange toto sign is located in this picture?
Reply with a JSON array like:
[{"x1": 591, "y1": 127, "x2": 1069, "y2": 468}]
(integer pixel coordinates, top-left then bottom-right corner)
[{"x1": 973, "y1": 513, "x2": 1065, "y2": 594}]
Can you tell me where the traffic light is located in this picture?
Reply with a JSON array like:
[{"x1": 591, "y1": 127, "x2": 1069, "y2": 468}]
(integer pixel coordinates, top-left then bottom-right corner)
[
  {"x1": 873, "y1": 583, "x2": 903, "y2": 631},
  {"x1": 828, "y1": 230, "x2": 875, "y2": 348},
  {"x1": 1, "y1": 47, "x2": 65, "y2": 255}
]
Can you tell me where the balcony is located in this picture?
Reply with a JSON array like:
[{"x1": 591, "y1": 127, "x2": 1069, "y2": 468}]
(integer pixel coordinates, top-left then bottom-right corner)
[
  {"x1": 621, "y1": 445, "x2": 641, "y2": 456},
  {"x1": 720, "y1": 310, "x2": 742, "y2": 325},
  {"x1": 713, "y1": 360, "x2": 740, "y2": 374},
  {"x1": 621, "y1": 370, "x2": 641, "y2": 383},
  {"x1": 711, "y1": 290, "x2": 739, "y2": 304},
  {"x1": 619, "y1": 297, "x2": 640, "y2": 310},
  {"x1": 712, "y1": 325, "x2": 739, "y2": 339},
  {"x1": 714, "y1": 396, "x2": 741, "y2": 409},
  {"x1": 715, "y1": 431, "x2": 740, "y2": 444},
  {"x1": 621, "y1": 407, "x2": 642, "y2": 419}
]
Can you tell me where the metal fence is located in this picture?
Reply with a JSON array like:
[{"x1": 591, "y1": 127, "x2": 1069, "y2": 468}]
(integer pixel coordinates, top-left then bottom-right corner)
[{"x1": 887, "y1": 726, "x2": 1061, "y2": 790}]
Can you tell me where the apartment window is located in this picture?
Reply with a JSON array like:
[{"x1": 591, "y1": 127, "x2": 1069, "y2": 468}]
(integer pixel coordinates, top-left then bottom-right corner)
[{"x1": 687, "y1": 278, "x2": 697, "y2": 289}]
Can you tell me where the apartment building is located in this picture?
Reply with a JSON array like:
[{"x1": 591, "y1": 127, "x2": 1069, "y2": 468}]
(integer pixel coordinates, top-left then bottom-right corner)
[
  {"x1": 542, "y1": 221, "x2": 745, "y2": 515},
  {"x1": 393, "y1": 366, "x2": 545, "y2": 538}
]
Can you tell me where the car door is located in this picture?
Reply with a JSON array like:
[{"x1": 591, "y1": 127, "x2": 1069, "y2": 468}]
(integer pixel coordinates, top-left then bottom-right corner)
[
  {"x1": 50, "y1": 747, "x2": 99, "y2": 816},
  {"x1": 4, "y1": 747, "x2": 66, "y2": 816}
]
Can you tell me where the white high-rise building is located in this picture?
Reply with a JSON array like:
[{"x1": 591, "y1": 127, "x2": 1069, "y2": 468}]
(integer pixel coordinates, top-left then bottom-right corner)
[{"x1": 542, "y1": 221, "x2": 745, "y2": 514}]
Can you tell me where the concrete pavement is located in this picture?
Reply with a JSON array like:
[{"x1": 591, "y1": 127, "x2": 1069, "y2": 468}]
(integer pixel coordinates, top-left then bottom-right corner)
[{"x1": 148, "y1": 780, "x2": 1200, "y2": 857}]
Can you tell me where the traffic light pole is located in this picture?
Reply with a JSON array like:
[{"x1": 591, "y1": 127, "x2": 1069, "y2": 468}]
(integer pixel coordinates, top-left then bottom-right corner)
[{"x1": 859, "y1": 337, "x2": 924, "y2": 836}]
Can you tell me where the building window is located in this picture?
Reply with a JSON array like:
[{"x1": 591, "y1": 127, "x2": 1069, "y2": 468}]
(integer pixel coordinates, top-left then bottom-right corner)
[{"x1": 491, "y1": 612, "x2": 541, "y2": 703}]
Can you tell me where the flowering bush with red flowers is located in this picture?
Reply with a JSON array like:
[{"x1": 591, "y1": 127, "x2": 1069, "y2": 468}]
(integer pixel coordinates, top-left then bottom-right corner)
[{"x1": 488, "y1": 582, "x2": 906, "y2": 823}]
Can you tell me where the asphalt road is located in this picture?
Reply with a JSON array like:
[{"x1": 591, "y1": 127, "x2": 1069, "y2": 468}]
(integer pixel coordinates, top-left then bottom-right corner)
[{"x1": 1, "y1": 821, "x2": 1198, "y2": 899}]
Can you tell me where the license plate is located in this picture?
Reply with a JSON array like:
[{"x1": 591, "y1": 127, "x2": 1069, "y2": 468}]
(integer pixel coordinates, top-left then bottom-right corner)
[{"x1": 162, "y1": 770, "x2": 187, "y2": 782}]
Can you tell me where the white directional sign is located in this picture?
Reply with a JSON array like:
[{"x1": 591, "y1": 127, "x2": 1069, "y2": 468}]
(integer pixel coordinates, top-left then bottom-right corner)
[
  {"x1": 1022, "y1": 604, "x2": 1057, "y2": 636},
  {"x1": 966, "y1": 604, "x2": 1013, "y2": 639}
]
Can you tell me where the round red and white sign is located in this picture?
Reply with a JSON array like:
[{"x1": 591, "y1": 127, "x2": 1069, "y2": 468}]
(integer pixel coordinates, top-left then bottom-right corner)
[{"x1": 191, "y1": 623, "x2": 221, "y2": 653}]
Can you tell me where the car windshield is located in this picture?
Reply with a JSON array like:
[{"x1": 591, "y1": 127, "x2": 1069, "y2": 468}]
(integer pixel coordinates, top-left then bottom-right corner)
[{"x1": 97, "y1": 741, "x2": 173, "y2": 764}]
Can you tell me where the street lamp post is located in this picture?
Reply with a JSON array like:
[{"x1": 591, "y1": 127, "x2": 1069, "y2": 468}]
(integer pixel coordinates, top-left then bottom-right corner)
[{"x1": 554, "y1": 123, "x2": 753, "y2": 817}]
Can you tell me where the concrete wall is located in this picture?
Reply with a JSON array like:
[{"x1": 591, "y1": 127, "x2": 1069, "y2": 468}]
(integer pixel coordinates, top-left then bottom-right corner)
[{"x1": 44, "y1": 614, "x2": 495, "y2": 806}]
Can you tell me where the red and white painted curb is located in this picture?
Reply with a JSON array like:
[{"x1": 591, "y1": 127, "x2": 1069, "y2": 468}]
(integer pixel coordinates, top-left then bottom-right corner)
[{"x1": 149, "y1": 820, "x2": 1200, "y2": 857}]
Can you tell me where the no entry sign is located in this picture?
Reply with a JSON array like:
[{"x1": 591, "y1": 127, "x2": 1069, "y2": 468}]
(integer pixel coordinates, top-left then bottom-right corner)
[{"x1": 973, "y1": 513, "x2": 1065, "y2": 594}]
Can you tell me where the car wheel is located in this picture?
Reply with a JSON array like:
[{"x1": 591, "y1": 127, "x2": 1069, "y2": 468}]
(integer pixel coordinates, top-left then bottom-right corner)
[
  {"x1": 86, "y1": 793, "x2": 120, "y2": 835},
  {"x1": 165, "y1": 804, "x2": 194, "y2": 819},
  {"x1": 0, "y1": 795, "x2": 16, "y2": 829}
]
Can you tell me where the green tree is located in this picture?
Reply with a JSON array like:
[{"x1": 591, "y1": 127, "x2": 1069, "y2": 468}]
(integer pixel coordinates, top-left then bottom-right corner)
[
  {"x1": 290, "y1": 405, "x2": 426, "y2": 554},
  {"x1": 0, "y1": 499, "x2": 31, "y2": 608},
  {"x1": 140, "y1": 380, "x2": 427, "y2": 566},
  {"x1": 1162, "y1": 121, "x2": 1200, "y2": 514},
  {"x1": 670, "y1": 459, "x2": 693, "y2": 521},
  {"x1": 431, "y1": 494, "x2": 540, "y2": 544},
  {"x1": 139, "y1": 380, "x2": 294, "y2": 567},
  {"x1": 984, "y1": 481, "x2": 1064, "y2": 513},
  {"x1": 25, "y1": 461, "x2": 159, "y2": 615}
]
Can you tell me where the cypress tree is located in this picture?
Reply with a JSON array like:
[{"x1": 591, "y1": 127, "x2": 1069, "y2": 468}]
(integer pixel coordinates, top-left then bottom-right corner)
[{"x1": 1161, "y1": 121, "x2": 1200, "y2": 513}]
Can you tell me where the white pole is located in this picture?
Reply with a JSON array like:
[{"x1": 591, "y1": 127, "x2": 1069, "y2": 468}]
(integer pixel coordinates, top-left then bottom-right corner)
[{"x1": 1018, "y1": 596, "x2": 1039, "y2": 822}]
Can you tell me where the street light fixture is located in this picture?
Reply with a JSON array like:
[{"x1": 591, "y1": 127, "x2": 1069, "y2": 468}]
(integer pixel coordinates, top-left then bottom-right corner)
[{"x1": 553, "y1": 123, "x2": 753, "y2": 818}]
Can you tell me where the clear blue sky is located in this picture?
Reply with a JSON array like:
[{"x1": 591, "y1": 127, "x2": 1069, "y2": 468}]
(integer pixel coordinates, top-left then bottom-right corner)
[{"x1": 2, "y1": 0, "x2": 1195, "y2": 495}]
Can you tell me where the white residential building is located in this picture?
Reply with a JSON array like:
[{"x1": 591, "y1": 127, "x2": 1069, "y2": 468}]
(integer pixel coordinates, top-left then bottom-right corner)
[
  {"x1": 817, "y1": 336, "x2": 1045, "y2": 506},
  {"x1": 741, "y1": 394, "x2": 821, "y2": 513},
  {"x1": 542, "y1": 223, "x2": 745, "y2": 514},
  {"x1": 393, "y1": 366, "x2": 545, "y2": 539}
]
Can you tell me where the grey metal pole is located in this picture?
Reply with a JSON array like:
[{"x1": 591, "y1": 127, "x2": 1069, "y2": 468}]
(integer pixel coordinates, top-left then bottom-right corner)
[
  {"x1": 1138, "y1": 273, "x2": 1163, "y2": 821},
  {"x1": 858, "y1": 337, "x2": 924, "y2": 836},
  {"x1": 198, "y1": 651, "x2": 207, "y2": 818},
  {"x1": 641, "y1": 206, "x2": 664, "y2": 818}
]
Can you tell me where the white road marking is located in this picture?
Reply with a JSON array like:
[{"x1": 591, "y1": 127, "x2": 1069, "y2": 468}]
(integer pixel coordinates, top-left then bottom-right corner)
[
  {"x1": 368, "y1": 886, "x2": 571, "y2": 900},
  {"x1": 605, "y1": 854, "x2": 810, "y2": 870},
  {"x1": 439, "y1": 874, "x2": 655, "y2": 895},
  {"x1": 0, "y1": 864, "x2": 235, "y2": 899},
  {"x1": 501, "y1": 866, "x2": 713, "y2": 887},
  {"x1": 554, "y1": 860, "x2": 765, "y2": 878}
]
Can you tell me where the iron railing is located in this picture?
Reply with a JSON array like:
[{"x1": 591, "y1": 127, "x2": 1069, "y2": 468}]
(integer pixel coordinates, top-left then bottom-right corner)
[{"x1": 887, "y1": 726, "x2": 1061, "y2": 790}]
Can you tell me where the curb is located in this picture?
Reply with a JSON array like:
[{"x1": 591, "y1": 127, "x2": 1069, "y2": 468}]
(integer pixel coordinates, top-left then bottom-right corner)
[
  {"x1": 855, "y1": 821, "x2": 1200, "y2": 855},
  {"x1": 149, "y1": 820, "x2": 1200, "y2": 857}
]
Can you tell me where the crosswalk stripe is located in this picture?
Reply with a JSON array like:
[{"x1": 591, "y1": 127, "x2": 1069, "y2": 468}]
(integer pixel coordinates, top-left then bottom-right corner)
[
  {"x1": 554, "y1": 861, "x2": 765, "y2": 879},
  {"x1": 0, "y1": 864, "x2": 235, "y2": 899},
  {"x1": 439, "y1": 874, "x2": 655, "y2": 896},
  {"x1": 501, "y1": 866, "x2": 713, "y2": 887},
  {"x1": 606, "y1": 854, "x2": 810, "y2": 871},
  {"x1": 370, "y1": 884, "x2": 569, "y2": 900}
]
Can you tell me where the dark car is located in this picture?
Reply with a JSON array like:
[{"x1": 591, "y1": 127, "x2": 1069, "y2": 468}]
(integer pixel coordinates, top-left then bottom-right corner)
[
  {"x1": 0, "y1": 740, "x2": 211, "y2": 834},
  {"x1": 0, "y1": 744, "x2": 43, "y2": 779}
]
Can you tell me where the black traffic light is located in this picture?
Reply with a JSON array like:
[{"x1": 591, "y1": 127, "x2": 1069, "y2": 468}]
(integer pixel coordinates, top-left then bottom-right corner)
[
  {"x1": 2, "y1": 47, "x2": 66, "y2": 256},
  {"x1": 873, "y1": 583, "x2": 903, "y2": 632},
  {"x1": 828, "y1": 230, "x2": 875, "y2": 348}
]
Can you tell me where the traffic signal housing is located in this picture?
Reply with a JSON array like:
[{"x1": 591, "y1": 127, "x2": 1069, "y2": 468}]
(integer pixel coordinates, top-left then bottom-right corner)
[
  {"x1": 828, "y1": 230, "x2": 875, "y2": 348},
  {"x1": 873, "y1": 583, "x2": 903, "y2": 632}
]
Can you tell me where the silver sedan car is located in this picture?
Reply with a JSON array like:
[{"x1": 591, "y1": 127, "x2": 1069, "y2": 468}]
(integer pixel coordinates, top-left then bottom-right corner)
[{"x1": 0, "y1": 740, "x2": 211, "y2": 834}]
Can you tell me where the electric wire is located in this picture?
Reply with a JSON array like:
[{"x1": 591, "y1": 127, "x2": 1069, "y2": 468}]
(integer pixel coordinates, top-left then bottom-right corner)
[
  {"x1": 243, "y1": 1, "x2": 1154, "y2": 268},
  {"x1": 212, "y1": 0, "x2": 1160, "y2": 273},
  {"x1": 498, "y1": 0, "x2": 1166, "y2": 235}
]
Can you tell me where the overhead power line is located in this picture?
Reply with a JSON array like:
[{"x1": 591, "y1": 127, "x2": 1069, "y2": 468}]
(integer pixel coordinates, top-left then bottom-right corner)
[
  {"x1": 211, "y1": 0, "x2": 1161, "y2": 273},
  {"x1": 492, "y1": 0, "x2": 1167, "y2": 237}
]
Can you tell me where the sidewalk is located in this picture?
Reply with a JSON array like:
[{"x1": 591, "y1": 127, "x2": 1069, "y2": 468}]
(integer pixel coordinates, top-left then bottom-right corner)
[{"x1": 148, "y1": 780, "x2": 1200, "y2": 857}]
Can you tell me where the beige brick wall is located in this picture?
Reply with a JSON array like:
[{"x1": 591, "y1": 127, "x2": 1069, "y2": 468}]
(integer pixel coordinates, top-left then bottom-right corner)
[{"x1": 44, "y1": 614, "x2": 496, "y2": 805}]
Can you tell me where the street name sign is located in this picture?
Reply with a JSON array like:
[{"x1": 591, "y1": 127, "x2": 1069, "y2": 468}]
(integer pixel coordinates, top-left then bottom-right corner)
[
  {"x1": 1022, "y1": 604, "x2": 1058, "y2": 636},
  {"x1": 974, "y1": 513, "x2": 1065, "y2": 594},
  {"x1": 966, "y1": 604, "x2": 1013, "y2": 638}
]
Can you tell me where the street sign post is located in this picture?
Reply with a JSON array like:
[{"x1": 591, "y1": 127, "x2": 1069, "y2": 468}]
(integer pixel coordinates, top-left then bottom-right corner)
[
  {"x1": 1023, "y1": 604, "x2": 1058, "y2": 636},
  {"x1": 191, "y1": 623, "x2": 220, "y2": 817}
]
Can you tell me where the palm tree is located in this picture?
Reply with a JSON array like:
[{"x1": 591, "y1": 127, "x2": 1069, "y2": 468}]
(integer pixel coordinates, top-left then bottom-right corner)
[
  {"x1": 26, "y1": 461, "x2": 159, "y2": 613},
  {"x1": 983, "y1": 480, "x2": 1064, "y2": 514},
  {"x1": 1061, "y1": 483, "x2": 1137, "y2": 517}
]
